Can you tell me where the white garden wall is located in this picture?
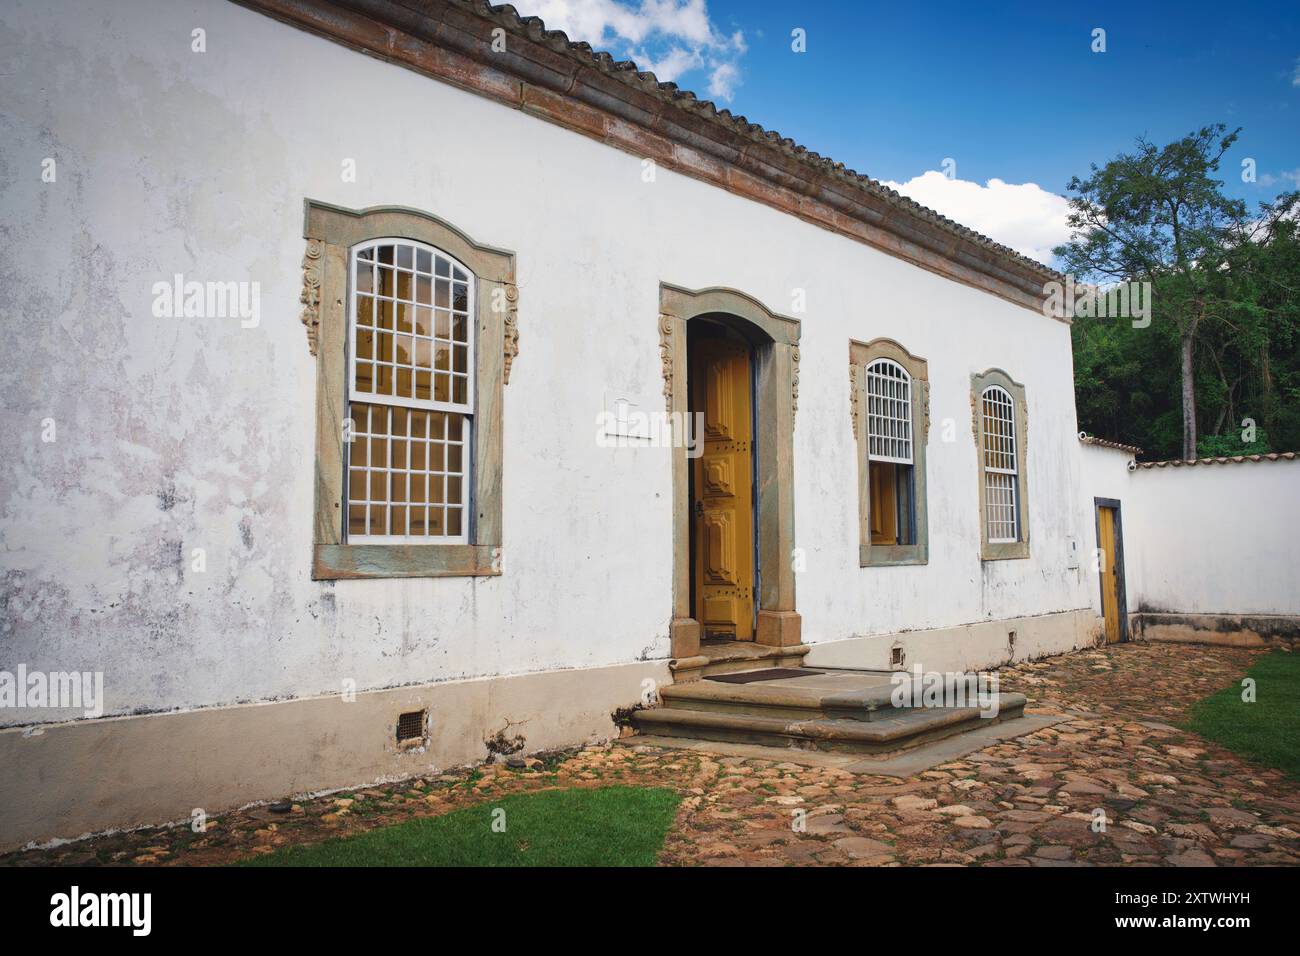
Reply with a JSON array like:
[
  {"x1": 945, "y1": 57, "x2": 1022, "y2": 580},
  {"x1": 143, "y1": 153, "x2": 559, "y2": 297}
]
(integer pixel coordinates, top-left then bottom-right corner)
[
  {"x1": 1078, "y1": 443, "x2": 1300, "y2": 630},
  {"x1": 1128, "y1": 460, "x2": 1300, "y2": 617}
]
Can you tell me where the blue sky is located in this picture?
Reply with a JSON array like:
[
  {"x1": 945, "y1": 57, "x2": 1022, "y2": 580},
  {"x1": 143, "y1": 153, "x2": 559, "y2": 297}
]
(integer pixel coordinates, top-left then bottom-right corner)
[{"x1": 528, "y1": 0, "x2": 1300, "y2": 263}]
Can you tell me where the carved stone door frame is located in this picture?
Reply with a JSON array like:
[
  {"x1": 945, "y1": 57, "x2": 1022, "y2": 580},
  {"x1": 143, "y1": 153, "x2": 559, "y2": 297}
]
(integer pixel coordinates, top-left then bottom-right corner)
[{"x1": 659, "y1": 284, "x2": 802, "y2": 659}]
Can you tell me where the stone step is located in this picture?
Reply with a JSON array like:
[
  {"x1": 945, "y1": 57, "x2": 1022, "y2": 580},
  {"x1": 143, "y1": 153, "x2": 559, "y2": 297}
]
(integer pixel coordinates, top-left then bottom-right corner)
[
  {"x1": 670, "y1": 641, "x2": 810, "y2": 681},
  {"x1": 663, "y1": 666, "x2": 1014, "y2": 721},
  {"x1": 661, "y1": 667, "x2": 905, "y2": 721},
  {"x1": 631, "y1": 693, "x2": 1027, "y2": 755}
]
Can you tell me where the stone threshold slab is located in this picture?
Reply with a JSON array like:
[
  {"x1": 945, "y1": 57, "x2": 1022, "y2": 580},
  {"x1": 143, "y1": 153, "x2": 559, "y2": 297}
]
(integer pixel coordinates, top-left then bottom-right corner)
[{"x1": 624, "y1": 714, "x2": 1065, "y2": 777}]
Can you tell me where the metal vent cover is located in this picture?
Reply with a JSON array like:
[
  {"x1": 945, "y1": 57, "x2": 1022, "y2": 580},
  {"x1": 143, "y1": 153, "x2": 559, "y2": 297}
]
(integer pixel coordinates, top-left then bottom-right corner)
[{"x1": 396, "y1": 709, "x2": 425, "y2": 742}]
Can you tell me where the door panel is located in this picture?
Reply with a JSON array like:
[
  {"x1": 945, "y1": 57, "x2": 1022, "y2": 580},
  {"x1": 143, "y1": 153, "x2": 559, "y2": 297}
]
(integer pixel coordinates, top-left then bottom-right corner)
[
  {"x1": 692, "y1": 338, "x2": 755, "y2": 641},
  {"x1": 1098, "y1": 505, "x2": 1121, "y2": 644}
]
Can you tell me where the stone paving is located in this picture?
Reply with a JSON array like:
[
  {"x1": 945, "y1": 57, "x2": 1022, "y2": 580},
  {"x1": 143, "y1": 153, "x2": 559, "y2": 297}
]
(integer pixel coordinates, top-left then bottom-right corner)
[{"x1": 3, "y1": 641, "x2": 1297, "y2": 867}]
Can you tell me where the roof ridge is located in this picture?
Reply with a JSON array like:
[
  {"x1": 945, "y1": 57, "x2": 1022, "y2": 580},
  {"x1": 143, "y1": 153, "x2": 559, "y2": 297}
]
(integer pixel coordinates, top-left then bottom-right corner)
[
  {"x1": 469, "y1": 0, "x2": 1060, "y2": 282},
  {"x1": 1134, "y1": 451, "x2": 1298, "y2": 469},
  {"x1": 1078, "y1": 432, "x2": 1142, "y2": 455}
]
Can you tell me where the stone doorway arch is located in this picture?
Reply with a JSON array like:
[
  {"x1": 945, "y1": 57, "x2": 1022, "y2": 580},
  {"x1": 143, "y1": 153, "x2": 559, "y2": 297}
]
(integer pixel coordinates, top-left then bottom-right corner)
[{"x1": 658, "y1": 284, "x2": 802, "y2": 659}]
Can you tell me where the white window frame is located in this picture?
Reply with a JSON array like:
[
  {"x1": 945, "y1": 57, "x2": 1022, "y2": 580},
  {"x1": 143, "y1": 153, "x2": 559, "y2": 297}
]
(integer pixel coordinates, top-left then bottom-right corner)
[
  {"x1": 981, "y1": 384, "x2": 1019, "y2": 543},
  {"x1": 346, "y1": 237, "x2": 474, "y2": 545},
  {"x1": 866, "y1": 358, "x2": 913, "y2": 465}
]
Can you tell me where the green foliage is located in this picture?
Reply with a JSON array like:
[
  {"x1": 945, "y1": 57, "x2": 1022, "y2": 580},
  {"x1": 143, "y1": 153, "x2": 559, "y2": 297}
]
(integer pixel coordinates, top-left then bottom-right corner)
[
  {"x1": 1062, "y1": 124, "x2": 1300, "y2": 459},
  {"x1": 1186, "y1": 652, "x2": 1300, "y2": 781},
  {"x1": 1196, "y1": 430, "x2": 1271, "y2": 459},
  {"x1": 1055, "y1": 125, "x2": 1246, "y2": 288},
  {"x1": 241, "y1": 785, "x2": 682, "y2": 867},
  {"x1": 1071, "y1": 308, "x2": 1181, "y2": 456}
]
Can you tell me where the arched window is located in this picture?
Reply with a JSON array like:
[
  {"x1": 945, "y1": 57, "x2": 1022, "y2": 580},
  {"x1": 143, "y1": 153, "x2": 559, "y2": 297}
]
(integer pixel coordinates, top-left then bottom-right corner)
[
  {"x1": 865, "y1": 358, "x2": 915, "y2": 547},
  {"x1": 980, "y1": 384, "x2": 1019, "y2": 543},
  {"x1": 851, "y1": 340, "x2": 929, "y2": 566},
  {"x1": 347, "y1": 238, "x2": 474, "y2": 543},
  {"x1": 866, "y1": 359, "x2": 912, "y2": 464},
  {"x1": 303, "y1": 201, "x2": 515, "y2": 580}
]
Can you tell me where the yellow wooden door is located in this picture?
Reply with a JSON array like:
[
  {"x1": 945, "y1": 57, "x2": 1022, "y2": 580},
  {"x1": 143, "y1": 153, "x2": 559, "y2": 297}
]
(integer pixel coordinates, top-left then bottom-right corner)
[
  {"x1": 1098, "y1": 506, "x2": 1121, "y2": 644},
  {"x1": 692, "y1": 338, "x2": 755, "y2": 641}
]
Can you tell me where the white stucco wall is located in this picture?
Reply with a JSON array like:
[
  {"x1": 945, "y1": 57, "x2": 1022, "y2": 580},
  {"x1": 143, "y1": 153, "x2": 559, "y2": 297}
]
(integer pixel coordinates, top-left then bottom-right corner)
[
  {"x1": 1076, "y1": 442, "x2": 1139, "y2": 617},
  {"x1": 1125, "y1": 461, "x2": 1300, "y2": 616},
  {"x1": 1078, "y1": 443, "x2": 1300, "y2": 619},
  {"x1": 0, "y1": 0, "x2": 1096, "y2": 726}
]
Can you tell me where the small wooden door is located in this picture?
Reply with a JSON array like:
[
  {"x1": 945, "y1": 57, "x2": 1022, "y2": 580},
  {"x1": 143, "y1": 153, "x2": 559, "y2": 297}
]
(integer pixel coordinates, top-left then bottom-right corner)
[
  {"x1": 1097, "y1": 504, "x2": 1123, "y2": 644},
  {"x1": 692, "y1": 337, "x2": 755, "y2": 641}
]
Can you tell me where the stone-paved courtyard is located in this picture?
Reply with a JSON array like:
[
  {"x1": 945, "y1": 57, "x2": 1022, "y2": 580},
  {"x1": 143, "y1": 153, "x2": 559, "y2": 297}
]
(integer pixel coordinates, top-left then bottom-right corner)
[{"x1": 4, "y1": 642, "x2": 1298, "y2": 867}]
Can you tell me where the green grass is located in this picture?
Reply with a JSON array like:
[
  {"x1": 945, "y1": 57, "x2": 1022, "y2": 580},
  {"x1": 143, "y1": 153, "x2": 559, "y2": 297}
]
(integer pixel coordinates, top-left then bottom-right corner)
[
  {"x1": 1185, "y1": 651, "x2": 1300, "y2": 780},
  {"x1": 241, "y1": 786, "x2": 681, "y2": 867}
]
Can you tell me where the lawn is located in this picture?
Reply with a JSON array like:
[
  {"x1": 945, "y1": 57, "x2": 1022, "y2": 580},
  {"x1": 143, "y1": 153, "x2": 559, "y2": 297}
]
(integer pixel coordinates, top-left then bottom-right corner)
[
  {"x1": 241, "y1": 785, "x2": 682, "y2": 867},
  {"x1": 1186, "y1": 650, "x2": 1300, "y2": 780}
]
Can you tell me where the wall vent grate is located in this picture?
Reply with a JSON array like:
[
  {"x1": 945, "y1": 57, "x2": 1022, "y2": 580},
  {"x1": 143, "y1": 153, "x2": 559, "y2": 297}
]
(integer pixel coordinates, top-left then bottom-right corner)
[{"x1": 397, "y1": 710, "x2": 425, "y2": 743}]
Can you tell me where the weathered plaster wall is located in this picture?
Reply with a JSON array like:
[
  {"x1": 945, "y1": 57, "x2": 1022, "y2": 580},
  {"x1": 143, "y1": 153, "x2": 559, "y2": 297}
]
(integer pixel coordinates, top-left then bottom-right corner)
[
  {"x1": 1078, "y1": 444, "x2": 1299, "y2": 623},
  {"x1": 1126, "y1": 461, "x2": 1300, "y2": 617},
  {"x1": 1077, "y1": 442, "x2": 1141, "y2": 618},
  {"x1": 0, "y1": 658, "x2": 669, "y2": 852},
  {"x1": 805, "y1": 609, "x2": 1101, "y2": 674},
  {"x1": 0, "y1": 0, "x2": 1094, "y2": 729}
]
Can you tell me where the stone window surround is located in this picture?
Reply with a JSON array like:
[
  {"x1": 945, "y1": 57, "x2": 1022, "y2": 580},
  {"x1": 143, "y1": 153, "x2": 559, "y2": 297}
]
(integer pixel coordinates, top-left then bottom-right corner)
[
  {"x1": 971, "y1": 368, "x2": 1030, "y2": 561},
  {"x1": 302, "y1": 200, "x2": 518, "y2": 579},
  {"x1": 850, "y1": 338, "x2": 930, "y2": 567}
]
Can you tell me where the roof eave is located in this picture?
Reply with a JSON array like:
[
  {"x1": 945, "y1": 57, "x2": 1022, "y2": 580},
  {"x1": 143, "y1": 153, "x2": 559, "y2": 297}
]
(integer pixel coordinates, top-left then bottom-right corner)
[{"x1": 233, "y1": 0, "x2": 1064, "y2": 317}]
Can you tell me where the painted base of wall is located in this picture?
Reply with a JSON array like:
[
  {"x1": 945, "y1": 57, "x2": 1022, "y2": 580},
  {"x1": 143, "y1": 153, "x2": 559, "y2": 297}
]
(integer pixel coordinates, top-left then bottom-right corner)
[
  {"x1": 804, "y1": 609, "x2": 1103, "y2": 673},
  {"x1": 1132, "y1": 612, "x2": 1300, "y2": 648},
  {"x1": 0, "y1": 659, "x2": 669, "y2": 853}
]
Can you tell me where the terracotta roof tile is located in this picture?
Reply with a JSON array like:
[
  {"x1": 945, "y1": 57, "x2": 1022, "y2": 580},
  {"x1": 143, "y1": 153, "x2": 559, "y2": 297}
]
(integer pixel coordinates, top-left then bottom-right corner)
[
  {"x1": 1134, "y1": 452, "x2": 1298, "y2": 469},
  {"x1": 1078, "y1": 433, "x2": 1143, "y2": 455},
  {"x1": 469, "y1": 1, "x2": 1061, "y2": 283}
]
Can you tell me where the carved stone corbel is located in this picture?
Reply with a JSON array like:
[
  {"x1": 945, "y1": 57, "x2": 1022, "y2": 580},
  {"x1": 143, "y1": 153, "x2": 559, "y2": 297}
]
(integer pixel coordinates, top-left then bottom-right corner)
[
  {"x1": 791, "y1": 346, "x2": 801, "y2": 422},
  {"x1": 503, "y1": 283, "x2": 520, "y2": 385},
  {"x1": 849, "y1": 362, "x2": 860, "y2": 439},
  {"x1": 658, "y1": 313, "x2": 674, "y2": 412},
  {"x1": 922, "y1": 380, "x2": 931, "y2": 440},
  {"x1": 299, "y1": 238, "x2": 323, "y2": 356}
]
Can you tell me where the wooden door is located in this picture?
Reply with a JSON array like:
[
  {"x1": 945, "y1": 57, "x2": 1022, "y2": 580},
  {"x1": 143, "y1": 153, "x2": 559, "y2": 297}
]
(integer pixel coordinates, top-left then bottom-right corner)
[
  {"x1": 692, "y1": 337, "x2": 755, "y2": 641},
  {"x1": 1098, "y1": 505, "x2": 1122, "y2": 644}
]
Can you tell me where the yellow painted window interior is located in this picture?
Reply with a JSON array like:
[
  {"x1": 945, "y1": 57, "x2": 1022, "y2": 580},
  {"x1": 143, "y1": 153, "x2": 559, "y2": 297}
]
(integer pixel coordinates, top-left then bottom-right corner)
[
  {"x1": 869, "y1": 461, "x2": 915, "y2": 546},
  {"x1": 869, "y1": 460, "x2": 897, "y2": 545}
]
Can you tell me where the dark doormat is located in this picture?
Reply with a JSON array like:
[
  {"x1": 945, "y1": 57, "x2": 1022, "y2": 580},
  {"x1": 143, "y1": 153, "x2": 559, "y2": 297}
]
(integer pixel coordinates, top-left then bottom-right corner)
[{"x1": 707, "y1": 668, "x2": 822, "y2": 684}]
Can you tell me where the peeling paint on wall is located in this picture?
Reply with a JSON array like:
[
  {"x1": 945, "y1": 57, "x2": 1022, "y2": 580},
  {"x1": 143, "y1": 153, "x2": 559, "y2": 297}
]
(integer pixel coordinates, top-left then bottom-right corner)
[{"x1": 2, "y1": 0, "x2": 1097, "y2": 729}]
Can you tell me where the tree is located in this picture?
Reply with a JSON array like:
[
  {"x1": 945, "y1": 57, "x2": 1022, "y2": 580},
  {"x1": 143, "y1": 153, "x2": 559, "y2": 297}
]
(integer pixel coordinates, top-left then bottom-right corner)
[
  {"x1": 1204, "y1": 196, "x2": 1300, "y2": 451},
  {"x1": 1055, "y1": 125, "x2": 1247, "y2": 459}
]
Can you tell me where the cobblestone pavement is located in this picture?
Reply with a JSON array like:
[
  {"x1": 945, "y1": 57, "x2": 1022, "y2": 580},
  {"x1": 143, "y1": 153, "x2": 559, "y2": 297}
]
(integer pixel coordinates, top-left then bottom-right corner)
[{"x1": 3, "y1": 642, "x2": 1297, "y2": 867}]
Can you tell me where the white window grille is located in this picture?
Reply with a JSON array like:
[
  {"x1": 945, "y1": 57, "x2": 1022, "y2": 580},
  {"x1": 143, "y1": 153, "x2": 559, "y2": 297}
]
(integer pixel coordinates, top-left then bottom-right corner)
[
  {"x1": 866, "y1": 359, "x2": 912, "y2": 464},
  {"x1": 346, "y1": 239, "x2": 473, "y2": 543},
  {"x1": 981, "y1": 385, "x2": 1018, "y2": 542}
]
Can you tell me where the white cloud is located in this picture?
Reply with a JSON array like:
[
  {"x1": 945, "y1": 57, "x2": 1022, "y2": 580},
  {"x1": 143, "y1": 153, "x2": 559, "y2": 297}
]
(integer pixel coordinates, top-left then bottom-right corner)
[
  {"x1": 708, "y1": 62, "x2": 740, "y2": 100},
  {"x1": 526, "y1": 0, "x2": 746, "y2": 99},
  {"x1": 629, "y1": 45, "x2": 702, "y2": 83},
  {"x1": 1292, "y1": 56, "x2": 1300, "y2": 87},
  {"x1": 1260, "y1": 168, "x2": 1300, "y2": 188},
  {"x1": 881, "y1": 170, "x2": 1073, "y2": 265}
]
